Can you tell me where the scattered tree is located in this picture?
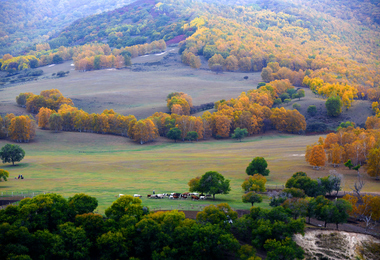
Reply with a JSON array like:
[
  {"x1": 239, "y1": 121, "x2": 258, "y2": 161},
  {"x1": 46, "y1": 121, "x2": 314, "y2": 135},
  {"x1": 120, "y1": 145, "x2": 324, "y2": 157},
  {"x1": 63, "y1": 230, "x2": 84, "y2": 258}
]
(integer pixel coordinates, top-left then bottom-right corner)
[
  {"x1": 186, "y1": 131, "x2": 198, "y2": 142},
  {"x1": 232, "y1": 127, "x2": 248, "y2": 141},
  {"x1": 307, "y1": 105, "x2": 317, "y2": 116},
  {"x1": 242, "y1": 192, "x2": 263, "y2": 206},
  {"x1": 0, "y1": 144, "x2": 25, "y2": 166},
  {"x1": 167, "y1": 127, "x2": 182, "y2": 142},
  {"x1": 326, "y1": 94, "x2": 342, "y2": 117},
  {"x1": 192, "y1": 171, "x2": 231, "y2": 200},
  {"x1": 246, "y1": 157, "x2": 270, "y2": 176},
  {"x1": 0, "y1": 169, "x2": 9, "y2": 181}
]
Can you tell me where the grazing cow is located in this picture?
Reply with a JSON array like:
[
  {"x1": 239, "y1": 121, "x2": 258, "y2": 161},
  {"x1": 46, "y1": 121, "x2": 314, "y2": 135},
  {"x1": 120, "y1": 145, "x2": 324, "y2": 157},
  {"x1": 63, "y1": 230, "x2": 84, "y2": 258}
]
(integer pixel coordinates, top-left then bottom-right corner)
[
  {"x1": 191, "y1": 195, "x2": 200, "y2": 200},
  {"x1": 200, "y1": 196, "x2": 206, "y2": 200},
  {"x1": 119, "y1": 194, "x2": 125, "y2": 197},
  {"x1": 147, "y1": 194, "x2": 151, "y2": 198},
  {"x1": 157, "y1": 194, "x2": 165, "y2": 199},
  {"x1": 134, "y1": 194, "x2": 142, "y2": 198}
]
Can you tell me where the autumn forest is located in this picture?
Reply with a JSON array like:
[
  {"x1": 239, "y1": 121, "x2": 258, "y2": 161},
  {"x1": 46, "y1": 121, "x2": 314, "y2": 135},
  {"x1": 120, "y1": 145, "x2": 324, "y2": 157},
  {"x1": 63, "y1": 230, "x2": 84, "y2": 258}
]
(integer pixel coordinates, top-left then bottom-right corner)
[{"x1": 1, "y1": 0, "x2": 380, "y2": 259}]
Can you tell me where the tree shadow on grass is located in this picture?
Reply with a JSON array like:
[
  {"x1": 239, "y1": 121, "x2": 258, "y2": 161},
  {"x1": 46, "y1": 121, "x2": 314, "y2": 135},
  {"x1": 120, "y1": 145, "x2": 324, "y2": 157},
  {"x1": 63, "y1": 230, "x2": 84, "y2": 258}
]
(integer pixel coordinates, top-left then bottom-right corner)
[
  {"x1": 0, "y1": 186, "x2": 13, "y2": 189},
  {"x1": 1, "y1": 163, "x2": 30, "y2": 168}
]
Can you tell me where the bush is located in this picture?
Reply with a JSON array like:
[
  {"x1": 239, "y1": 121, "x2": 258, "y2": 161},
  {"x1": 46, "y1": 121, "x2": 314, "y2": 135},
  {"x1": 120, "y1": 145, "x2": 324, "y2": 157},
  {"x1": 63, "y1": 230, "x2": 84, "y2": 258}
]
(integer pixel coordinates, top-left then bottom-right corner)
[
  {"x1": 307, "y1": 105, "x2": 317, "y2": 116},
  {"x1": 273, "y1": 98, "x2": 282, "y2": 105},
  {"x1": 284, "y1": 99, "x2": 291, "y2": 103},
  {"x1": 306, "y1": 122, "x2": 327, "y2": 133},
  {"x1": 279, "y1": 93, "x2": 290, "y2": 102},
  {"x1": 326, "y1": 95, "x2": 342, "y2": 117},
  {"x1": 257, "y1": 82, "x2": 266, "y2": 88},
  {"x1": 293, "y1": 103, "x2": 301, "y2": 110},
  {"x1": 27, "y1": 69, "x2": 43, "y2": 76},
  {"x1": 57, "y1": 71, "x2": 66, "y2": 77}
]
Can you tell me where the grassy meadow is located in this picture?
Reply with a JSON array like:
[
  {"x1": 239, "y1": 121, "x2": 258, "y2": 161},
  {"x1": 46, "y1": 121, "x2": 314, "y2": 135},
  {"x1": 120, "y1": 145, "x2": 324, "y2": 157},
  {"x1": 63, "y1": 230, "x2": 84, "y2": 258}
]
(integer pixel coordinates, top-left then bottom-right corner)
[
  {"x1": 1, "y1": 129, "x2": 378, "y2": 214},
  {"x1": 0, "y1": 51, "x2": 377, "y2": 214}
]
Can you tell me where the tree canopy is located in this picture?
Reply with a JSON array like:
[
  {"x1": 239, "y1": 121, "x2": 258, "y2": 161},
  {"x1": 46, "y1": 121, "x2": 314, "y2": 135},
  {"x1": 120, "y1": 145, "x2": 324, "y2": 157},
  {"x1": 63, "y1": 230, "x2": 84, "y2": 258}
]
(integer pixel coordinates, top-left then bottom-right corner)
[
  {"x1": 189, "y1": 171, "x2": 231, "y2": 200},
  {"x1": 0, "y1": 144, "x2": 25, "y2": 166},
  {"x1": 246, "y1": 157, "x2": 270, "y2": 176}
]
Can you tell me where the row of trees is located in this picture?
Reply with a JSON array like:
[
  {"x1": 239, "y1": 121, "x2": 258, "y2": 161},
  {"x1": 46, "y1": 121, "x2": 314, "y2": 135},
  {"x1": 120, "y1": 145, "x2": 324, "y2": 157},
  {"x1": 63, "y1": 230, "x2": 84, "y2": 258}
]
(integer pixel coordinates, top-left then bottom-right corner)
[
  {"x1": 2, "y1": 192, "x2": 305, "y2": 259},
  {"x1": 16, "y1": 89, "x2": 73, "y2": 113},
  {"x1": 11, "y1": 84, "x2": 307, "y2": 145},
  {"x1": 1, "y1": 39, "x2": 166, "y2": 73}
]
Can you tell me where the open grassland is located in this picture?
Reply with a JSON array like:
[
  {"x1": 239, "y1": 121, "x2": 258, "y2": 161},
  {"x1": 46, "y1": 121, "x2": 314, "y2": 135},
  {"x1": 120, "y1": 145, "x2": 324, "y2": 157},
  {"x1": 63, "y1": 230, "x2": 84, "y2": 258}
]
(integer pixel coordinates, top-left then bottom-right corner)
[
  {"x1": 0, "y1": 51, "x2": 261, "y2": 119},
  {"x1": 1, "y1": 130, "x2": 379, "y2": 214}
]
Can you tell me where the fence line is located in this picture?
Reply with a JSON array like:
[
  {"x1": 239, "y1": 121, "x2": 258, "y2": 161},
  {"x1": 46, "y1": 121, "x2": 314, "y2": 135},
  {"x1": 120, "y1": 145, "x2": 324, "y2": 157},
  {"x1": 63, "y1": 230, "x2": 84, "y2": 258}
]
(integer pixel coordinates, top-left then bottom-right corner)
[{"x1": 0, "y1": 191, "x2": 49, "y2": 198}]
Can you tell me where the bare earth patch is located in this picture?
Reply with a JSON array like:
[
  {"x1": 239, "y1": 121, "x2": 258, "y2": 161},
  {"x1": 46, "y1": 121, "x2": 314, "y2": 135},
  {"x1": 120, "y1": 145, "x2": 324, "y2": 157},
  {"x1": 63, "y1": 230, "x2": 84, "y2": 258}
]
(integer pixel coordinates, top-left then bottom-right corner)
[{"x1": 294, "y1": 230, "x2": 380, "y2": 259}]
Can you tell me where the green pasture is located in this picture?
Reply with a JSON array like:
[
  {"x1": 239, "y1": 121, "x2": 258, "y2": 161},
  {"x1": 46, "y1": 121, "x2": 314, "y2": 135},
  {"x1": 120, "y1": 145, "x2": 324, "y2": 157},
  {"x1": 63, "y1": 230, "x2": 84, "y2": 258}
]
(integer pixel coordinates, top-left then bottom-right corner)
[{"x1": 0, "y1": 130, "x2": 378, "y2": 214}]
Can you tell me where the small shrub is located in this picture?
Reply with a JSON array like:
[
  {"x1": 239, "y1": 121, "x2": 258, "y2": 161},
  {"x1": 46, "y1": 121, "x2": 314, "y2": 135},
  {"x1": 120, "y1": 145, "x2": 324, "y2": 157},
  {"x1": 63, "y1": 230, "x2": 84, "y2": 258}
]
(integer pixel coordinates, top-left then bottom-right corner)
[
  {"x1": 307, "y1": 105, "x2": 317, "y2": 116},
  {"x1": 57, "y1": 71, "x2": 65, "y2": 77},
  {"x1": 257, "y1": 82, "x2": 266, "y2": 88},
  {"x1": 284, "y1": 99, "x2": 291, "y2": 103},
  {"x1": 293, "y1": 103, "x2": 301, "y2": 110},
  {"x1": 273, "y1": 98, "x2": 282, "y2": 105},
  {"x1": 280, "y1": 93, "x2": 290, "y2": 102},
  {"x1": 52, "y1": 73, "x2": 56, "y2": 76},
  {"x1": 306, "y1": 122, "x2": 327, "y2": 133}
]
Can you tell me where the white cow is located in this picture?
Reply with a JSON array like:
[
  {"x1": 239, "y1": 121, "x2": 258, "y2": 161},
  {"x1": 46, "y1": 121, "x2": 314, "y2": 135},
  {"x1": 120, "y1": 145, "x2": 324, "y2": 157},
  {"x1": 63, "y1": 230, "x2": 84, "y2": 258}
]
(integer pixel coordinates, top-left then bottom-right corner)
[{"x1": 134, "y1": 194, "x2": 142, "y2": 198}]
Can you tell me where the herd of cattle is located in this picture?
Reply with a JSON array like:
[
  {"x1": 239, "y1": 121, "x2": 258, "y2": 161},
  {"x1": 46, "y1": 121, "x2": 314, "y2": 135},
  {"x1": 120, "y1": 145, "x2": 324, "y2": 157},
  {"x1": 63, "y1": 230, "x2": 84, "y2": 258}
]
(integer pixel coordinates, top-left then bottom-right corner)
[{"x1": 118, "y1": 193, "x2": 210, "y2": 200}]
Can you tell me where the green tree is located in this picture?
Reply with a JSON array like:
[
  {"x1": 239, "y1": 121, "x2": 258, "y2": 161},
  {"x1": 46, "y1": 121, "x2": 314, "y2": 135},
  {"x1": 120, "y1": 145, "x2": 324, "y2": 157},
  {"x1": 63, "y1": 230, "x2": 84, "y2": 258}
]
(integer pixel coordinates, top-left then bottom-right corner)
[
  {"x1": 242, "y1": 192, "x2": 263, "y2": 206},
  {"x1": 56, "y1": 71, "x2": 65, "y2": 77},
  {"x1": 344, "y1": 159, "x2": 354, "y2": 170},
  {"x1": 246, "y1": 157, "x2": 270, "y2": 176},
  {"x1": 105, "y1": 195, "x2": 146, "y2": 221},
  {"x1": 58, "y1": 222, "x2": 91, "y2": 259},
  {"x1": 196, "y1": 203, "x2": 238, "y2": 228},
  {"x1": 330, "y1": 199, "x2": 352, "y2": 229},
  {"x1": 326, "y1": 94, "x2": 342, "y2": 117},
  {"x1": 52, "y1": 54, "x2": 63, "y2": 64},
  {"x1": 16, "y1": 93, "x2": 28, "y2": 107},
  {"x1": 186, "y1": 131, "x2": 198, "y2": 142},
  {"x1": 68, "y1": 193, "x2": 98, "y2": 216},
  {"x1": 197, "y1": 171, "x2": 231, "y2": 200},
  {"x1": 0, "y1": 144, "x2": 25, "y2": 166},
  {"x1": 279, "y1": 93, "x2": 290, "y2": 102},
  {"x1": 292, "y1": 103, "x2": 301, "y2": 110},
  {"x1": 307, "y1": 105, "x2": 317, "y2": 116},
  {"x1": 285, "y1": 172, "x2": 325, "y2": 197},
  {"x1": 167, "y1": 127, "x2": 182, "y2": 142},
  {"x1": 292, "y1": 89, "x2": 305, "y2": 101},
  {"x1": 264, "y1": 237, "x2": 304, "y2": 260},
  {"x1": 0, "y1": 169, "x2": 9, "y2": 181},
  {"x1": 18, "y1": 193, "x2": 70, "y2": 231},
  {"x1": 232, "y1": 127, "x2": 248, "y2": 141},
  {"x1": 97, "y1": 231, "x2": 131, "y2": 260}
]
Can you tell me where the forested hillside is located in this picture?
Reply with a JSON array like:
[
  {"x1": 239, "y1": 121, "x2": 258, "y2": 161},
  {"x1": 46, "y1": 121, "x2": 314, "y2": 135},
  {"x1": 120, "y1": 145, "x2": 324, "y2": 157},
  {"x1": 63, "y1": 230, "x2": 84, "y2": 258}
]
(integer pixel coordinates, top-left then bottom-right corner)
[
  {"x1": 0, "y1": 0, "x2": 137, "y2": 55},
  {"x1": 46, "y1": 0, "x2": 380, "y2": 90}
]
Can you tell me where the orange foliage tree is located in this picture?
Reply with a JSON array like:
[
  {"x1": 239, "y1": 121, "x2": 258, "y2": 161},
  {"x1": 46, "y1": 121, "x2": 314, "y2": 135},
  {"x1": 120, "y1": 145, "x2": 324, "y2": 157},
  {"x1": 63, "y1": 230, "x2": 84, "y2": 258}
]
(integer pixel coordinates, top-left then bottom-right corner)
[{"x1": 8, "y1": 115, "x2": 36, "y2": 142}]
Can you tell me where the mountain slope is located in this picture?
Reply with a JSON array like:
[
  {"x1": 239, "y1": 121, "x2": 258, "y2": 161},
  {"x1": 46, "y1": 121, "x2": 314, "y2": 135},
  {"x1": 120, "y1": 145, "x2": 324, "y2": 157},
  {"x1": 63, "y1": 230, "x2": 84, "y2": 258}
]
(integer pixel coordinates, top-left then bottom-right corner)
[{"x1": 0, "y1": 0, "x2": 137, "y2": 55}]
